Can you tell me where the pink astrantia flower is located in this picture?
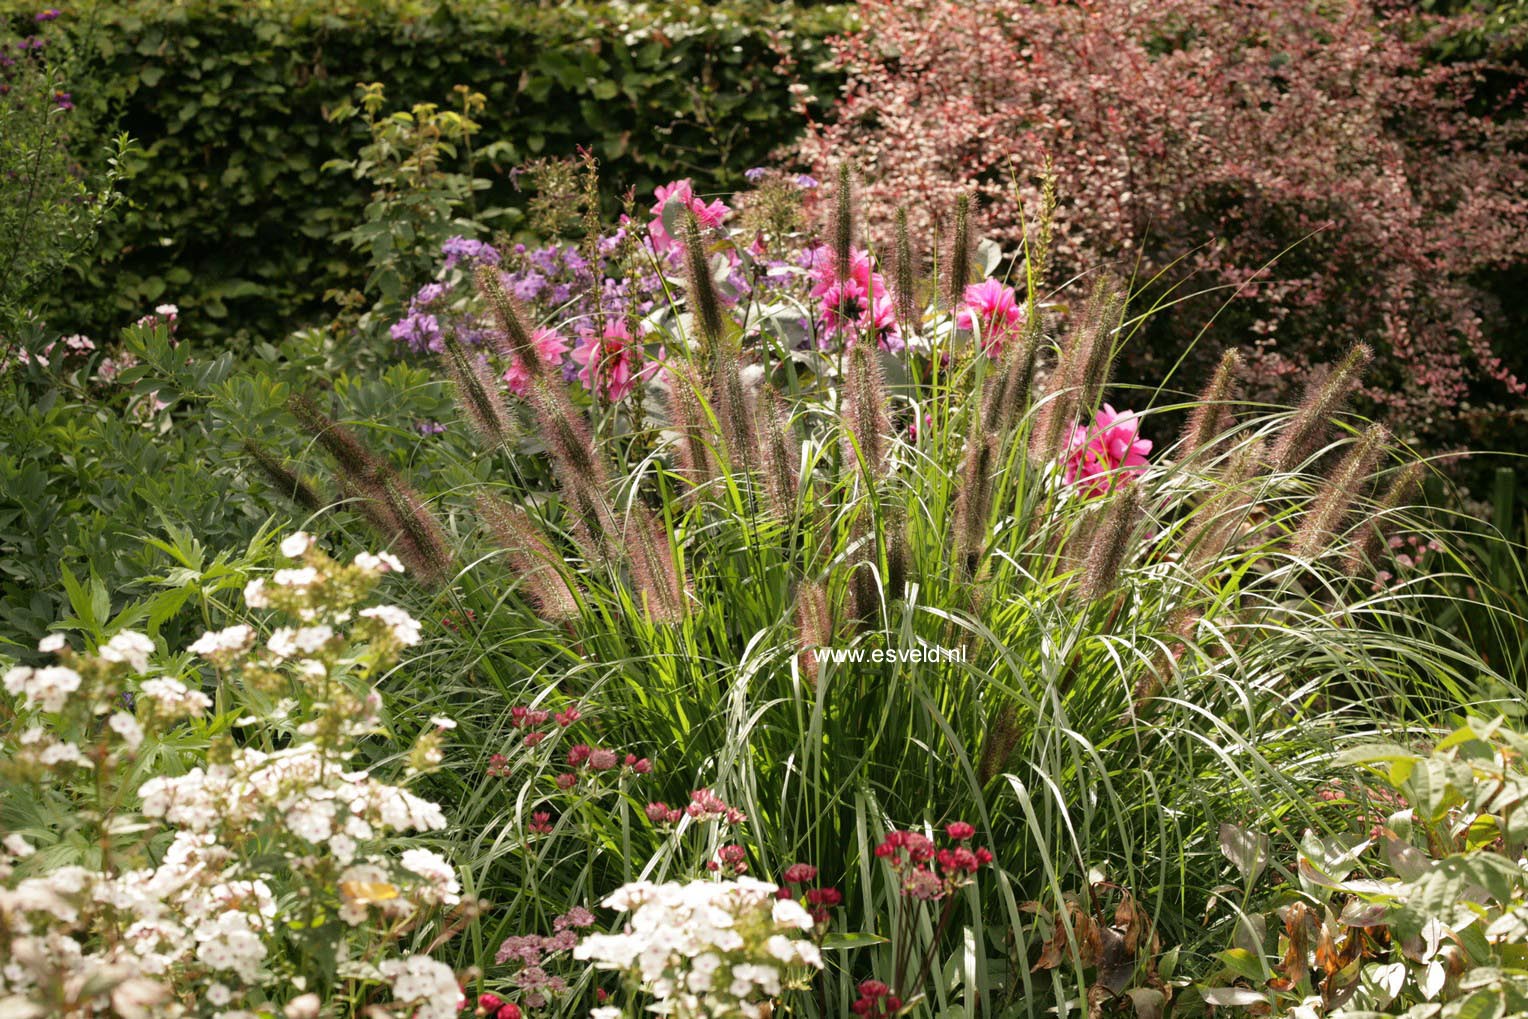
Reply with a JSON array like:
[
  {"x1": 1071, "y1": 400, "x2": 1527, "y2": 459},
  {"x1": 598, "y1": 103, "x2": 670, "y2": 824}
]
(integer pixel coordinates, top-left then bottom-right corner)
[
  {"x1": 647, "y1": 179, "x2": 731, "y2": 255},
  {"x1": 956, "y1": 279, "x2": 1024, "y2": 357},
  {"x1": 1063, "y1": 404, "x2": 1153, "y2": 496},
  {"x1": 571, "y1": 320, "x2": 653, "y2": 402},
  {"x1": 503, "y1": 327, "x2": 571, "y2": 397}
]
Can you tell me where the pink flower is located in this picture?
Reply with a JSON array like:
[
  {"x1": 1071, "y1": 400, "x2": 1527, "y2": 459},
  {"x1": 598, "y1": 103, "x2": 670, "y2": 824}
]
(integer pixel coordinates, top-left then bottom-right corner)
[
  {"x1": 1062, "y1": 404, "x2": 1152, "y2": 496},
  {"x1": 956, "y1": 279, "x2": 1024, "y2": 357},
  {"x1": 944, "y1": 821, "x2": 976, "y2": 841},
  {"x1": 648, "y1": 179, "x2": 731, "y2": 255},
  {"x1": 782, "y1": 863, "x2": 818, "y2": 884},
  {"x1": 503, "y1": 327, "x2": 570, "y2": 397},
  {"x1": 571, "y1": 321, "x2": 652, "y2": 402},
  {"x1": 806, "y1": 245, "x2": 900, "y2": 351}
]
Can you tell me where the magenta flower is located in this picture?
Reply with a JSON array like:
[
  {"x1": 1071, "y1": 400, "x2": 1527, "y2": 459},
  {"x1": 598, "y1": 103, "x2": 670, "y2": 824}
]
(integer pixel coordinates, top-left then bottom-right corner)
[
  {"x1": 806, "y1": 244, "x2": 901, "y2": 350},
  {"x1": 956, "y1": 279, "x2": 1024, "y2": 357},
  {"x1": 647, "y1": 179, "x2": 731, "y2": 255},
  {"x1": 571, "y1": 320, "x2": 652, "y2": 402},
  {"x1": 1062, "y1": 404, "x2": 1153, "y2": 496},
  {"x1": 502, "y1": 326, "x2": 570, "y2": 397}
]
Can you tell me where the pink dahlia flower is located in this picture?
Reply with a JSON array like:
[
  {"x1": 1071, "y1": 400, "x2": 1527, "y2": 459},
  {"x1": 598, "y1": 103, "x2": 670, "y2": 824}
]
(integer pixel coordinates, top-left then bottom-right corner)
[
  {"x1": 571, "y1": 320, "x2": 654, "y2": 402},
  {"x1": 1063, "y1": 404, "x2": 1152, "y2": 496},
  {"x1": 806, "y1": 244, "x2": 900, "y2": 350},
  {"x1": 502, "y1": 327, "x2": 571, "y2": 397},
  {"x1": 956, "y1": 279, "x2": 1024, "y2": 357},
  {"x1": 648, "y1": 179, "x2": 731, "y2": 255}
]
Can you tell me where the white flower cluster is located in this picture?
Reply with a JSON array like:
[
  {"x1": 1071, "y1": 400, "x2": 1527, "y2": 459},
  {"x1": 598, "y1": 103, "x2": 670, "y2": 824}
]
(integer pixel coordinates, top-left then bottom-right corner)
[
  {"x1": 0, "y1": 535, "x2": 461, "y2": 1019},
  {"x1": 575, "y1": 878, "x2": 824, "y2": 1019}
]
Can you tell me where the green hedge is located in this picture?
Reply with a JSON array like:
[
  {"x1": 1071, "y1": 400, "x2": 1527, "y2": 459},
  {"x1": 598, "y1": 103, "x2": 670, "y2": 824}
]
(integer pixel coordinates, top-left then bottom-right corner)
[{"x1": 18, "y1": 0, "x2": 850, "y2": 343}]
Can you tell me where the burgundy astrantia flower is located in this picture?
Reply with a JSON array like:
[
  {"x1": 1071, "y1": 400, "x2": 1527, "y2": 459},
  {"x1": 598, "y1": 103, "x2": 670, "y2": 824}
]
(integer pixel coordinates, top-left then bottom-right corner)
[{"x1": 874, "y1": 823, "x2": 993, "y2": 901}]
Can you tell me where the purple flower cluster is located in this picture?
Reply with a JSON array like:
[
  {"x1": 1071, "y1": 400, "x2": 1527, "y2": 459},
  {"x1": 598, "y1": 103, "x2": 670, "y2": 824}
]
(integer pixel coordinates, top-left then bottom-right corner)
[{"x1": 442, "y1": 235, "x2": 500, "y2": 271}]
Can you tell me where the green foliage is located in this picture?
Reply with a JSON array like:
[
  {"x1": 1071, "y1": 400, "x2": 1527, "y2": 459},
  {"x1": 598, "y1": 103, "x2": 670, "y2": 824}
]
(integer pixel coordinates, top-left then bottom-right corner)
[
  {"x1": 0, "y1": 318, "x2": 458, "y2": 652},
  {"x1": 0, "y1": 11, "x2": 131, "y2": 334},
  {"x1": 1200, "y1": 718, "x2": 1528, "y2": 1018},
  {"x1": 15, "y1": 0, "x2": 848, "y2": 343},
  {"x1": 324, "y1": 82, "x2": 510, "y2": 315}
]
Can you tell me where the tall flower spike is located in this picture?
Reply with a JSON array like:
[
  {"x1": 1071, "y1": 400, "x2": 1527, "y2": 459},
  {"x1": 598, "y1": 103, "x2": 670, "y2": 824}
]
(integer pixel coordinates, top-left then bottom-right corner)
[
  {"x1": 476, "y1": 261, "x2": 542, "y2": 376},
  {"x1": 794, "y1": 581, "x2": 831, "y2": 685},
  {"x1": 832, "y1": 162, "x2": 854, "y2": 289},
  {"x1": 944, "y1": 192, "x2": 972, "y2": 312},
  {"x1": 682, "y1": 213, "x2": 725, "y2": 355},
  {"x1": 848, "y1": 511, "x2": 882, "y2": 624},
  {"x1": 1293, "y1": 424, "x2": 1389, "y2": 560},
  {"x1": 953, "y1": 428, "x2": 1000, "y2": 577},
  {"x1": 1079, "y1": 484, "x2": 1142, "y2": 602},
  {"x1": 476, "y1": 494, "x2": 581, "y2": 622},
  {"x1": 1269, "y1": 343, "x2": 1374, "y2": 474},
  {"x1": 1179, "y1": 438, "x2": 1265, "y2": 575},
  {"x1": 531, "y1": 378, "x2": 615, "y2": 556},
  {"x1": 242, "y1": 440, "x2": 324, "y2": 512},
  {"x1": 842, "y1": 341, "x2": 891, "y2": 480},
  {"x1": 665, "y1": 363, "x2": 719, "y2": 500},
  {"x1": 623, "y1": 503, "x2": 686, "y2": 625},
  {"x1": 1345, "y1": 460, "x2": 1425, "y2": 576},
  {"x1": 980, "y1": 328, "x2": 1040, "y2": 436},
  {"x1": 1179, "y1": 348, "x2": 1244, "y2": 460},
  {"x1": 884, "y1": 505, "x2": 909, "y2": 603},
  {"x1": 977, "y1": 703, "x2": 1020, "y2": 786},
  {"x1": 441, "y1": 333, "x2": 512, "y2": 448},
  {"x1": 893, "y1": 206, "x2": 918, "y2": 336},
  {"x1": 1032, "y1": 274, "x2": 1119, "y2": 465},
  {"x1": 708, "y1": 344, "x2": 757, "y2": 476},
  {"x1": 288, "y1": 394, "x2": 385, "y2": 481},
  {"x1": 377, "y1": 476, "x2": 455, "y2": 589},
  {"x1": 757, "y1": 385, "x2": 800, "y2": 520}
]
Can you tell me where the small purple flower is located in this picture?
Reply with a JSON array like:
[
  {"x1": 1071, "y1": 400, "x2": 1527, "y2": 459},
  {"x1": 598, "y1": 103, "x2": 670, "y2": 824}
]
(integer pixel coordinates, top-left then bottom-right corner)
[
  {"x1": 797, "y1": 174, "x2": 820, "y2": 189},
  {"x1": 441, "y1": 235, "x2": 500, "y2": 270},
  {"x1": 35, "y1": 8, "x2": 61, "y2": 21},
  {"x1": 413, "y1": 282, "x2": 448, "y2": 307},
  {"x1": 415, "y1": 419, "x2": 446, "y2": 436},
  {"x1": 744, "y1": 167, "x2": 769, "y2": 183},
  {"x1": 389, "y1": 311, "x2": 443, "y2": 353},
  {"x1": 510, "y1": 274, "x2": 545, "y2": 302},
  {"x1": 54, "y1": 92, "x2": 72, "y2": 111}
]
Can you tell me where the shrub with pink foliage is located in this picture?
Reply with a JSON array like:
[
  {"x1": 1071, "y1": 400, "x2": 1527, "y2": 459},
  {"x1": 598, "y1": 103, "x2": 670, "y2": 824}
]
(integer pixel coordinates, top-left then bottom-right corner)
[{"x1": 799, "y1": 0, "x2": 1528, "y2": 451}]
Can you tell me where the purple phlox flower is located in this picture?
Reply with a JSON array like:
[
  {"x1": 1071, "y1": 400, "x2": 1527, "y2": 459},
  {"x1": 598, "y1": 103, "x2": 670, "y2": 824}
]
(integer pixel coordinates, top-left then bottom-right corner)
[
  {"x1": 441, "y1": 235, "x2": 500, "y2": 270},
  {"x1": 744, "y1": 166, "x2": 769, "y2": 183}
]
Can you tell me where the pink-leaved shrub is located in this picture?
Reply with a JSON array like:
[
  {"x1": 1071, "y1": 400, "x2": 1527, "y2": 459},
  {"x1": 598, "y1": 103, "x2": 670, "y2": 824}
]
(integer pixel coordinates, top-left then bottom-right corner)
[{"x1": 798, "y1": 0, "x2": 1528, "y2": 451}]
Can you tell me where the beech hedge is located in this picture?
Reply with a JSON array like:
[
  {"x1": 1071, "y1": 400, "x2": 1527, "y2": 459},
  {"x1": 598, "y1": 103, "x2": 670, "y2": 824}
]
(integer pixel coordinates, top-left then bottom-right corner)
[{"x1": 13, "y1": 0, "x2": 848, "y2": 342}]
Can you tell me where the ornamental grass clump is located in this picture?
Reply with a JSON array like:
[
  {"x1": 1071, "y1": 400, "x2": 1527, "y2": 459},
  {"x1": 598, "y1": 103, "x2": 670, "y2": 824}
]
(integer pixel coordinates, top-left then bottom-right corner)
[{"x1": 239, "y1": 163, "x2": 1513, "y2": 1019}]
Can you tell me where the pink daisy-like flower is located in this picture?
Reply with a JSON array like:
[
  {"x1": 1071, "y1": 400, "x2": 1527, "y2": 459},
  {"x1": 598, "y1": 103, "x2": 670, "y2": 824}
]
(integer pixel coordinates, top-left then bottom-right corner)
[
  {"x1": 807, "y1": 245, "x2": 900, "y2": 351},
  {"x1": 503, "y1": 327, "x2": 571, "y2": 397},
  {"x1": 571, "y1": 320, "x2": 652, "y2": 402},
  {"x1": 648, "y1": 179, "x2": 731, "y2": 255},
  {"x1": 807, "y1": 244, "x2": 876, "y2": 298},
  {"x1": 956, "y1": 279, "x2": 1024, "y2": 357},
  {"x1": 1062, "y1": 404, "x2": 1153, "y2": 496}
]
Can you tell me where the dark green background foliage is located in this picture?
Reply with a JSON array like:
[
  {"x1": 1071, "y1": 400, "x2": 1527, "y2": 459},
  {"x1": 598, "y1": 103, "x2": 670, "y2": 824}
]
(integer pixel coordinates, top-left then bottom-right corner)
[{"x1": 13, "y1": 0, "x2": 848, "y2": 344}]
